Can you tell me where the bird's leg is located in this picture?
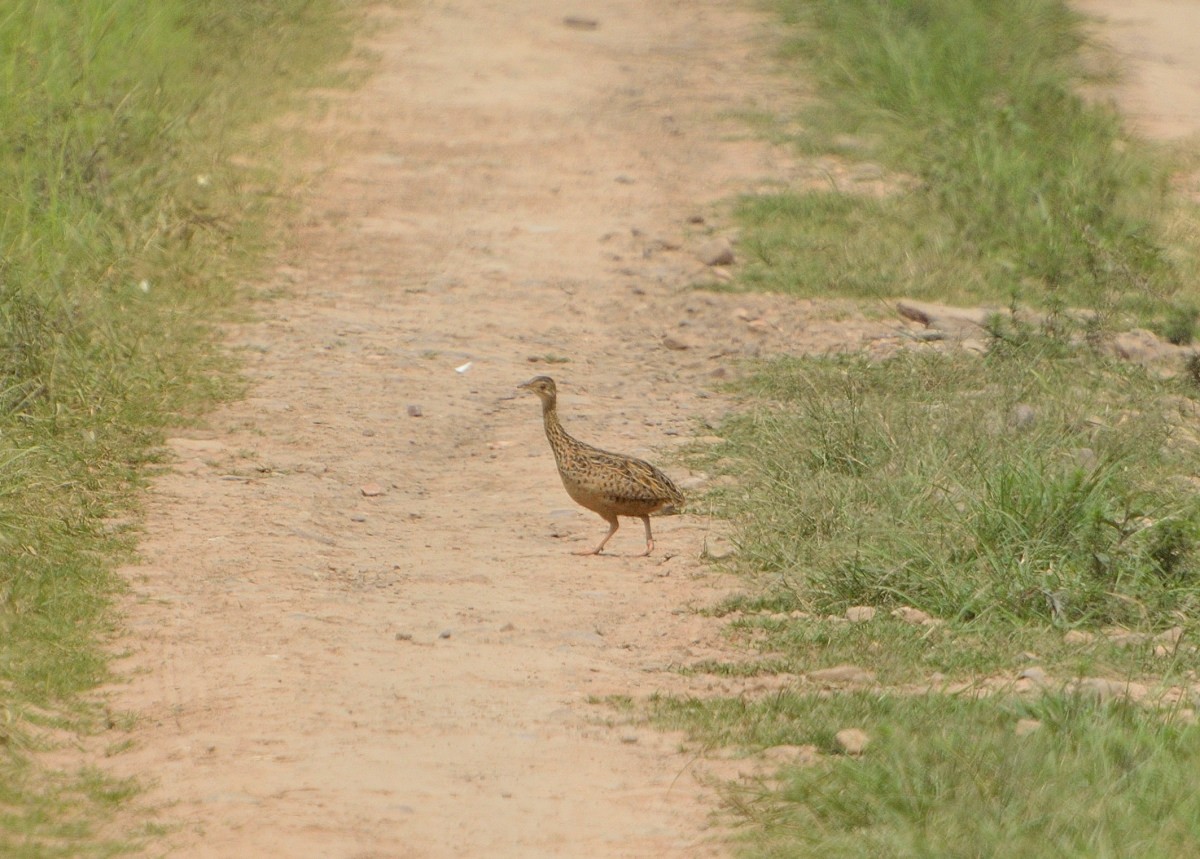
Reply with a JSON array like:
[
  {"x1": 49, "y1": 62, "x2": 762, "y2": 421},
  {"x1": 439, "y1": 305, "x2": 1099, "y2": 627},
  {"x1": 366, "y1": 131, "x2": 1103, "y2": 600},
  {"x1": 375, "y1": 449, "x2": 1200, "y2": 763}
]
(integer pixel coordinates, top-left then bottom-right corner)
[
  {"x1": 575, "y1": 514, "x2": 619, "y2": 556},
  {"x1": 639, "y1": 515, "x2": 654, "y2": 557}
]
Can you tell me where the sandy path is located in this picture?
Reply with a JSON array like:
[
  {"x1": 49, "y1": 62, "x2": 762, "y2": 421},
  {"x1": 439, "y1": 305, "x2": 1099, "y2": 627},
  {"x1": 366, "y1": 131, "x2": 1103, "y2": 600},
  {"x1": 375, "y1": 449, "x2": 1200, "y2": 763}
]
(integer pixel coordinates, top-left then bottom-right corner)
[
  {"x1": 1077, "y1": 0, "x2": 1200, "y2": 141},
  {"x1": 96, "y1": 1, "x2": 1200, "y2": 857},
  {"x1": 102, "y1": 1, "x2": 843, "y2": 856}
]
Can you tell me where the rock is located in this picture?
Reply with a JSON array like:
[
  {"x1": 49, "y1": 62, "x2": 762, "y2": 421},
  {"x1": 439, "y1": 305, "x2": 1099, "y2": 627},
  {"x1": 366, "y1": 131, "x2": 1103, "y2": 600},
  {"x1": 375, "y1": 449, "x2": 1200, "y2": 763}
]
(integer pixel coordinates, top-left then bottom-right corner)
[
  {"x1": 1018, "y1": 666, "x2": 1049, "y2": 686},
  {"x1": 1063, "y1": 630, "x2": 1096, "y2": 645},
  {"x1": 1110, "y1": 328, "x2": 1173, "y2": 366},
  {"x1": 845, "y1": 606, "x2": 876, "y2": 623},
  {"x1": 1015, "y1": 718, "x2": 1043, "y2": 737},
  {"x1": 438, "y1": 629, "x2": 452, "y2": 639},
  {"x1": 1072, "y1": 677, "x2": 1147, "y2": 702},
  {"x1": 406, "y1": 404, "x2": 423, "y2": 417},
  {"x1": 1108, "y1": 632, "x2": 1148, "y2": 648},
  {"x1": 662, "y1": 334, "x2": 691, "y2": 351},
  {"x1": 809, "y1": 665, "x2": 876, "y2": 685},
  {"x1": 350, "y1": 513, "x2": 367, "y2": 523},
  {"x1": 1008, "y1": 403, "x2": 1037, "y2": 429},
  {"x1": 678, "y1": 475, "x2": 708, "y2": 491},
  {"x1": 360, "y1": 483, "x2": 386, "y2": 497},
  {"x1": 1156, "y1": 626, "x2": 1185, "y2": 645},
  {"x1": 696, "y1": 237, "x2": 735, "y2": 267},
  {"x1": 619, "y1": 733, "x2": 638, "y2": 744},
  {"x1": 1072, "y1": 447, "x2": 1098, "y2": 470},
  {"x1": 562, "y1": 16, "x2": 599, "y2": 30},
  {"x1": 834, "y1": 728, "x2": 870, "y2": 755},
  {"x1": 891, "y1": 607, "x2": 937, "y2": 625},
  {"x1": 395, "y1": 632, "x2": 413, "y2": 641},
  {"x1": 686, "y1": 213, "x2": 705, "y2": 224},
  {"x1": 896, "y1": 299, "x2": 995, "y2": 338}
]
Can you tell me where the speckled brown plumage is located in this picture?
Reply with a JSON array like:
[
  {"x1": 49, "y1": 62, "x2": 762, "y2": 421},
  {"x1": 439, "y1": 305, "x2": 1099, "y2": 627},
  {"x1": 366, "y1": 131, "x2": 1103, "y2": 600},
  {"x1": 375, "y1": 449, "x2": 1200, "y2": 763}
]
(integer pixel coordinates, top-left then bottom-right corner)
[{"x1": 519, "y1": 376, "x2": 684, "y2": 556}]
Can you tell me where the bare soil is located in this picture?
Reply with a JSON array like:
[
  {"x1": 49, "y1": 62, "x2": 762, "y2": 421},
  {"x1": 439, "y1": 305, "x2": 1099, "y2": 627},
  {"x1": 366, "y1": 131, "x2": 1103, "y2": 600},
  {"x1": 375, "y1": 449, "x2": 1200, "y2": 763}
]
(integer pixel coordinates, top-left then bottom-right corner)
[{"x1": 89, "y1": 1, "x2": 1199, "y2": 857}]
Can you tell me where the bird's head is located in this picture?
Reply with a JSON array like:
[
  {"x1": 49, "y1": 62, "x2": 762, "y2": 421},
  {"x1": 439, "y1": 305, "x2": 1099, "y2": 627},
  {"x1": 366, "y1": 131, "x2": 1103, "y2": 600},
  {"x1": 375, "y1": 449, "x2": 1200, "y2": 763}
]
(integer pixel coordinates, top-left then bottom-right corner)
[{"x1": 518, "y1": 375, "x2": 557, "y2": 406}]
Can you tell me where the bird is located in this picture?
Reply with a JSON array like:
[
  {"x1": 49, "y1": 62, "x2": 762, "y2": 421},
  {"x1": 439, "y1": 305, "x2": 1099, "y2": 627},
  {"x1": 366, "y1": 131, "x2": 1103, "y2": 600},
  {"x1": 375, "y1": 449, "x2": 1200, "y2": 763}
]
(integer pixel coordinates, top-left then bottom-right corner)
[{"x1": 518, "y1": 375, "x2": 685, "y2": 556}]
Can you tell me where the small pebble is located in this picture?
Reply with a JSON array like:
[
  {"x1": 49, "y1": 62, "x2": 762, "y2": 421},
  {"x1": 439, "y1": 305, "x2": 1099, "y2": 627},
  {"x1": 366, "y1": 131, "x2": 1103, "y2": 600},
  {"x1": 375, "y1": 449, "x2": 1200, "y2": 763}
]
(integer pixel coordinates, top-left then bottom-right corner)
[
  {"x1": 395, "y1": 632, "x2": 413, "y2": 641},
  {"x1": 361, "y1": 483, "x2": 386, "y2": 497},
  {"x1": 563, "y1": 16, "x2": 599, "y2": 30},
  {"x1": 406, "y1": 404, "x2": 423, "y2": 417},
  {"x1": 439, "y1": 629, "x2": 452, "y2": 639},
  {"x1": 350, "y1": 513, "x2": 367, "y2": 523}
]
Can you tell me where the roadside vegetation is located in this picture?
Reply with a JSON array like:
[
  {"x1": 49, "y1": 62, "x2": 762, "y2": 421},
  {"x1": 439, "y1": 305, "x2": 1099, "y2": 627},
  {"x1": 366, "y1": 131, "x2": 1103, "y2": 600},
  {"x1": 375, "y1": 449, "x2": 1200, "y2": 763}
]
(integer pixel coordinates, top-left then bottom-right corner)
[
  {"x1": 663, "y1": 0, "x2": 1200, "y2": 855},
  {"x1": 0, "y1": 1, "x2": 353, "y2": 853}
]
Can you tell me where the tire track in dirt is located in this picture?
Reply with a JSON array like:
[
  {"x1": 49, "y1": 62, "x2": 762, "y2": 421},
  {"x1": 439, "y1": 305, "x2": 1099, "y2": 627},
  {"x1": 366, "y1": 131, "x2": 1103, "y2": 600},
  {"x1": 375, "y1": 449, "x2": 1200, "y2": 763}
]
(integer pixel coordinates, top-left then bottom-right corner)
[{"x1": 97, "y1": 1, "x2": 879, "y2": 857}]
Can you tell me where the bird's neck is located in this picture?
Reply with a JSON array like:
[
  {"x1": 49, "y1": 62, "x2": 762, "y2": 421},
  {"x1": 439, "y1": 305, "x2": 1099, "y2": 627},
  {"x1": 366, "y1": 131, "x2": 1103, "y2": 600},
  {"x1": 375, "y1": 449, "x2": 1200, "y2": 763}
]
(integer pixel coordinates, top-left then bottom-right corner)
[{"x1": 541, "y1": 400, "x2": 575, "y2": 452}]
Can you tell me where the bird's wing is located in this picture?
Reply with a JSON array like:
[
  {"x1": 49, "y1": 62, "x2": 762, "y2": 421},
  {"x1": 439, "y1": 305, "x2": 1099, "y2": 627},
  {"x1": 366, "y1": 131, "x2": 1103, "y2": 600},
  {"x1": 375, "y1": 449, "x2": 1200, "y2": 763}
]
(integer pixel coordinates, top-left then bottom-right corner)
[{"x1": 591, "y1": 449, "x2": 685, "y2": 506}]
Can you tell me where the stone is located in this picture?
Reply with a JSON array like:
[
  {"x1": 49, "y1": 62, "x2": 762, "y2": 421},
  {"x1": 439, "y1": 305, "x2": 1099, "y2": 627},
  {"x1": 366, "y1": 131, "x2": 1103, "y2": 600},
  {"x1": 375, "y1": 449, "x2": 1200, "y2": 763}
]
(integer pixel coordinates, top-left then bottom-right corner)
[
  {"x1": 696, "y1": 237, "x2": 735, "y2": 267},
  {"x1": 1008, "y1": 403, "x2": 1037, "y2": 429},
  {"x1": 562, "y1": 16, "x2": 600, "y2": 30},
  {"x1": 845, "y1": 606, "x2": 876, "y2": 623},
  {"x1": 1018, "y1": 666, "x2": 1049, "y2": 686},
  {"x1": 1072, "y1": 677, "x2": 1147, "y2": 702},
  {"x1": 891, "y1": 606, "x2": 936, "y2": 625},
  {"x1": 406, "y1": 404, "x2": 424, "y2": 417},
  {"x1": 1156, "y1": 626, "x2": 1185, "y2": 645},
  {"x1": 1063, "y1": 630, "x2": 1096, "y2": 645},
  {"x1": 834, "y1": 728, "x2": 870, "y2": 755},
  {"x1": 361, "y1": 483, "x2": 386, "y2": 497},
  {"x1": 662, "y1": 334, "x2": 691, "y2": 351}
]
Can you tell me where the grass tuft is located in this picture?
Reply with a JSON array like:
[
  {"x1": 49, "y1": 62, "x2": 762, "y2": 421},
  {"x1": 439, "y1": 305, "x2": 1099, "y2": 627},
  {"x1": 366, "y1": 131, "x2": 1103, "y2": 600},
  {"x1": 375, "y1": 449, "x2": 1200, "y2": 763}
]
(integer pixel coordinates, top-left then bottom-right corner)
[
  {"x1": 735, "y1": 0, "x2": 1196, "y2": 318},
  {"x1": 653, "y1": 690, "x2": 1200, "y2": 857},
  {"x1": 0, "y1": 0, "x2": 355, "y2": 851}
]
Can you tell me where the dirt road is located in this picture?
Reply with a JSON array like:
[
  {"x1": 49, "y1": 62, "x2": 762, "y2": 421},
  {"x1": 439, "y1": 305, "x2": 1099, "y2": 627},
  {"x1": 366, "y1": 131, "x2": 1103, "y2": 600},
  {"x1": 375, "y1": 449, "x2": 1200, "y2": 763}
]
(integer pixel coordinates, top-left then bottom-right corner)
[
  {"x1": 97, "y1": 1, "x2": 1199, "y2": 857},
  {"x1": 101, "y1": 1, "x2": 868, "y2": 856}
]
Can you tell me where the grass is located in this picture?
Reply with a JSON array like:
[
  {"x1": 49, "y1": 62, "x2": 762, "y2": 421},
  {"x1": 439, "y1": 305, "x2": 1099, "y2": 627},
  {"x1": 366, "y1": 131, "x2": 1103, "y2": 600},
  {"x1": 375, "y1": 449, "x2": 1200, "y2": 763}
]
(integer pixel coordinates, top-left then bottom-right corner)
[
  {"x1": 708, "y1": 344, "x2": 1200, "y2": 628},
  {"x1": 652, "y1": 691, "x2": 1200, "y2": 858},
  {"x1": 732, "y1": 0, "x2": 1197, "y2": 327},
  {"x1": 643, "y1": 1, "x2": 1200, "y2": 855},
  {"x1": 0, "y1": 0, "x2": 354, "y2": 853}
]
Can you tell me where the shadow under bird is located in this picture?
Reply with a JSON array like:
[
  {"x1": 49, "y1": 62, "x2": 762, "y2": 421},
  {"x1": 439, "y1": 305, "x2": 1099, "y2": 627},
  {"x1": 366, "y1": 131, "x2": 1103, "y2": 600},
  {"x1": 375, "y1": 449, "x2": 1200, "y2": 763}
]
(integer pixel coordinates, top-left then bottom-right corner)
[{"x1": 519, "y1": 376, "x2": 685, "y2": 556}]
